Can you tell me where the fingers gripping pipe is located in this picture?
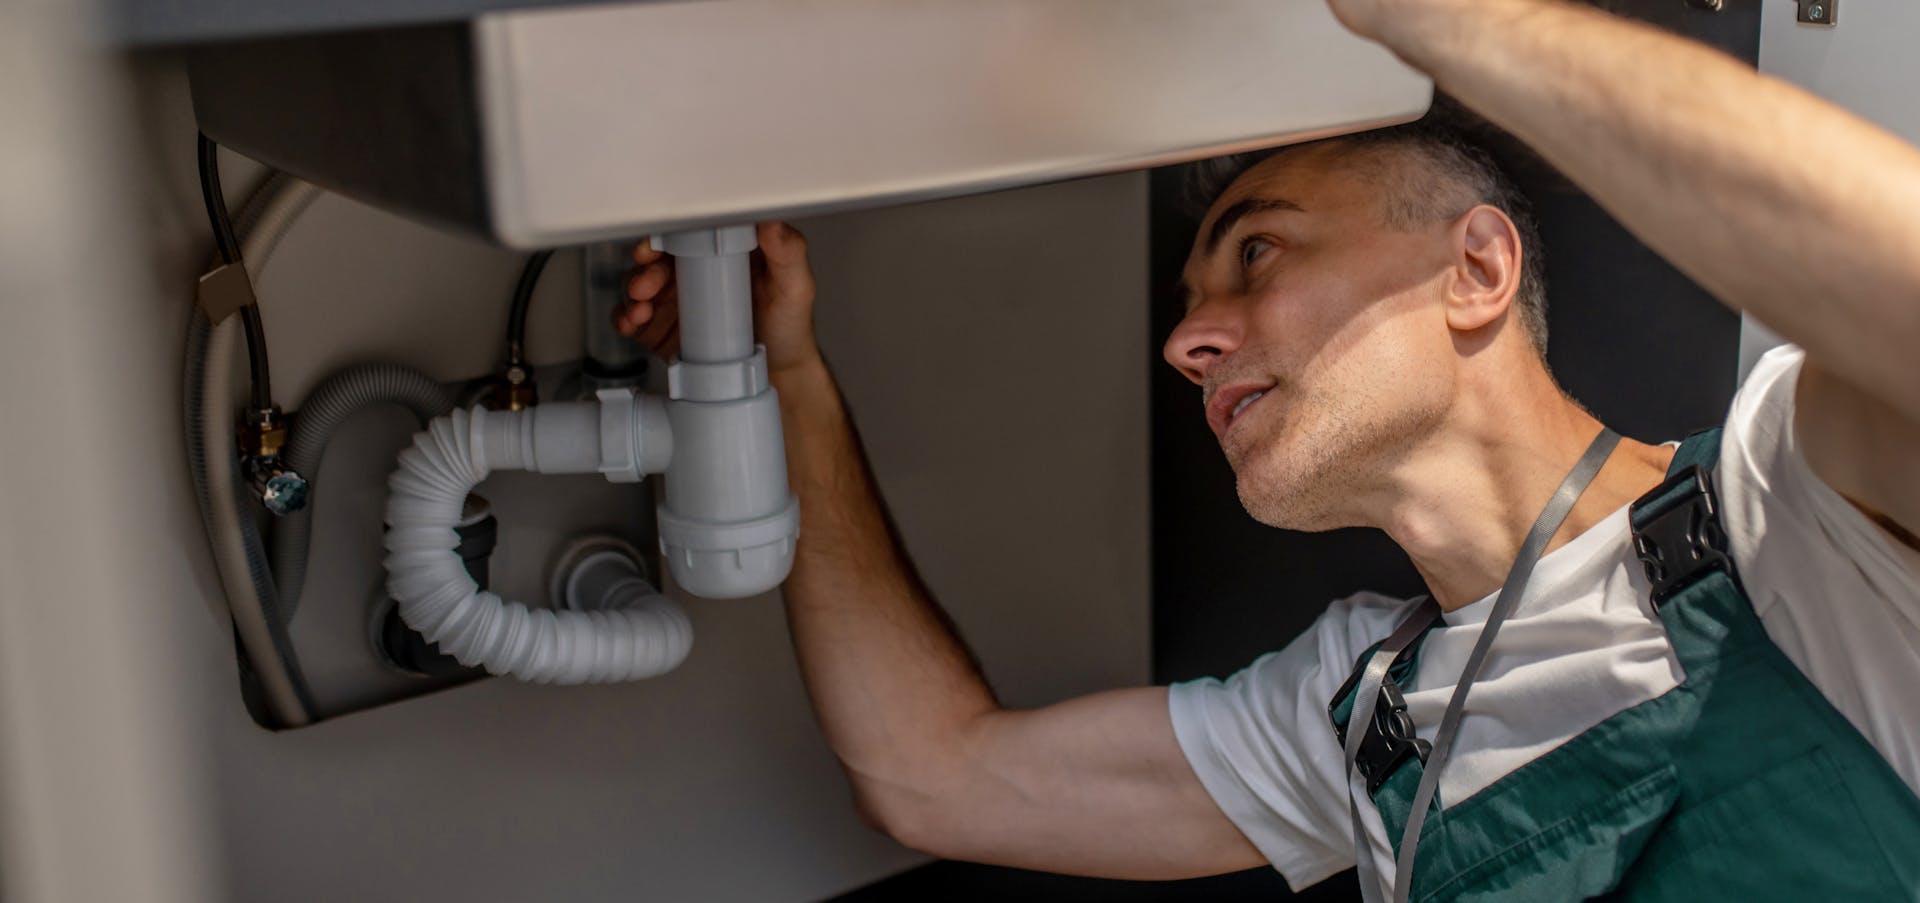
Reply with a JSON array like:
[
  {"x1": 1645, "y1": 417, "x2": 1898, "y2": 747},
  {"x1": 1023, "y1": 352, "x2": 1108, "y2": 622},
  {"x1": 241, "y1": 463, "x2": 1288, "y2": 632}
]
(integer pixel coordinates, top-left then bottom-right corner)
[{"x1": 383, "y1": 225, "x2": 798, "y2": 683}]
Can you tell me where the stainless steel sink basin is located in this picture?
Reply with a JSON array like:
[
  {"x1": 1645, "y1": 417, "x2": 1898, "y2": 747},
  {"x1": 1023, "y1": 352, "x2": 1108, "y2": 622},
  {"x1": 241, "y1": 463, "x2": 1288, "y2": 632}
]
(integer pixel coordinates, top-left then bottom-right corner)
[{"x1": 188, "y1": 0, "x2": 1430, "y2": 247}]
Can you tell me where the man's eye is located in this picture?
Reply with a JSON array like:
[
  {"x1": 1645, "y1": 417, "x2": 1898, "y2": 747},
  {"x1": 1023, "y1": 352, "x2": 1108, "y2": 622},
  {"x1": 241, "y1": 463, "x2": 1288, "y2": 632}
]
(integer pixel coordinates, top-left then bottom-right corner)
[{"x1": 1239, "y1": 236, "x2": 1274, "y2": 270}]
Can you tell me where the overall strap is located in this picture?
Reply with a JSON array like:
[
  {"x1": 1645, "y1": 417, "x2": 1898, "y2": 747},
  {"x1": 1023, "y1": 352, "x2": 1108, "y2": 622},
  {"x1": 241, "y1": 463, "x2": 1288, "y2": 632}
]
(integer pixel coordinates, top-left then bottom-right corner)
[
  {"x1": 1629, "y1": 429, "x2": 1733, "y2": 612},
  {"x1": 1666, "y1": 428, "x2": 1721, "y2": 474},
  {"x1": 1346, "y1": 427, "x2": 1623, "y2": 903},
  {"x1": 1336, "y1": 426, "x2": 1920, "y2": 901},
  {"x1": 1343, "y1": 597, "x2": 1442, "y2": 903}
]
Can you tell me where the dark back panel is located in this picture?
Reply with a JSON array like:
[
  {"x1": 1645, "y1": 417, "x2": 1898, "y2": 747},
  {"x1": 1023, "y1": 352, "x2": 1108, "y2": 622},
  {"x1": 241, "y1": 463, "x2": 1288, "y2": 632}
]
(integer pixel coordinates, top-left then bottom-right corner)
[{"x1": 186, "y1": 23, "x2": 492, "y2": 238}]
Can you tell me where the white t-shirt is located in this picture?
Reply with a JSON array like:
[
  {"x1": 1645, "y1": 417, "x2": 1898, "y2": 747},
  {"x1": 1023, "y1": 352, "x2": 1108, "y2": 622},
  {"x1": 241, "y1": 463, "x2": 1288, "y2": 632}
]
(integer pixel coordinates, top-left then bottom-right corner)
[{"x1": 1167, "y1": 345, "x2": 1920, "y2": 892}]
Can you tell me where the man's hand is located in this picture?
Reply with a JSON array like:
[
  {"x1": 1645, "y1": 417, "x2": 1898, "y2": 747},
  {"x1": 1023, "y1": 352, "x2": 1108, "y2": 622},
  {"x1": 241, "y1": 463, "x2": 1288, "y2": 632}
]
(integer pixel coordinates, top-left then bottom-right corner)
[
  {"x1": 617, "y1": 220, "x2": 823, "y2": 375},
  {"x1": 1323, "y1": 0, "x2": 1550, "y2": 67},
  {"x1": 1323, "y1": 0, "x2": 1392, "y2": 42}
]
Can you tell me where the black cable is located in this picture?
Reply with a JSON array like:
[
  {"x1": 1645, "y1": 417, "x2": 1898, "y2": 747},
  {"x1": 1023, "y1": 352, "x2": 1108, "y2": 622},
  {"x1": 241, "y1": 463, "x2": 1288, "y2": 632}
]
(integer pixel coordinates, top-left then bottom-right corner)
[
  {"x1": 237, "y1": 308, "x2": 272, "y2": 411},
  {"x1": 197, "y1": 131, "x2": 274, "y2": 411},
  {"x1": 196, "y1": 132, "x2": 240, "y2": 265},
  {"x1": 506, "y1": 250, "x2": 555, "y2": 366}
]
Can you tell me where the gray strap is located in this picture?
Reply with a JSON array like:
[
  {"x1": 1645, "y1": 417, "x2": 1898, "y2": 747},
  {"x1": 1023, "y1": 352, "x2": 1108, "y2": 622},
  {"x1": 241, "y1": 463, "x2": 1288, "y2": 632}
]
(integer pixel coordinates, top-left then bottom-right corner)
[
  {"x1": 1386, "y1": 427, "x2": 1620, "y2": 902},
  {"x1": 1343, "y1": 428, "x2": 1621, "y2": 903},
  {"x1": 1343, "y1": 597, "x2": 1442, "y2": 903}
]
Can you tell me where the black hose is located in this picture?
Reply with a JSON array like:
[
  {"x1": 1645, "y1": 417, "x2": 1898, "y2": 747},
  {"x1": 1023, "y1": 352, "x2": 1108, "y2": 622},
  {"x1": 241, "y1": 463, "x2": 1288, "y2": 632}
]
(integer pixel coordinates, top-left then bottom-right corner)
[
  {"x1": 185, "y1": 307, "x2": 319, "y2": 727},
  {"x1": 506, "y1": 250, "x2": 555, "y2": 366},
  {"x1": 196, "y1": 132, "x2": 240, "y2": 266},
  {"x1": 197, "y1": 131, "x2": 274, "y2": 411},
  {"x1": 238, "y1": 308, "x2": 272, "y2": 411}
]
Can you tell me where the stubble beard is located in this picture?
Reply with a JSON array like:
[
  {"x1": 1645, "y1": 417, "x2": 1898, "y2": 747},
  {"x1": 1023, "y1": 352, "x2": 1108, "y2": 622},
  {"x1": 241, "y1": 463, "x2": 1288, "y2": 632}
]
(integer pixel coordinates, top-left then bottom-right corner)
[{"x1": 1231, "y1": 378, "x2": 1442, "y2": 533}]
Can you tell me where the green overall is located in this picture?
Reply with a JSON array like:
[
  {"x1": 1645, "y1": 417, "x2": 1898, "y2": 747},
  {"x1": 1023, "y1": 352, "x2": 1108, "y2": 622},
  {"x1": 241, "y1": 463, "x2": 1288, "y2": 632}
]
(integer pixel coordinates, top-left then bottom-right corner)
[{"x1": 1330, "y1": 430, "x2": 1920, "y2": 901}]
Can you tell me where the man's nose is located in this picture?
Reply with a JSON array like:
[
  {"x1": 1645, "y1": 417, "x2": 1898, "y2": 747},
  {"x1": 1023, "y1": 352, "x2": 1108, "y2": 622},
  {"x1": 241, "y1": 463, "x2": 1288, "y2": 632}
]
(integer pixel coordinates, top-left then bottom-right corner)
[{"x1": 1163, "y1": 306, "x2": 1242, "y2": 386}]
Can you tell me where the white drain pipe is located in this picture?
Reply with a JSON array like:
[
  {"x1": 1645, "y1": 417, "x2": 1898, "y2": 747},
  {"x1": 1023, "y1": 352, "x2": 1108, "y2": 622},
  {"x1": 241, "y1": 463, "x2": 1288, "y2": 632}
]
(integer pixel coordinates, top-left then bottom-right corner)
[
  {"x1": 383, "y1": 225, "x2": 798, "y2": 684},
  {"x1": 653, "y1": 225, "x2": 801, "y2": 600}
]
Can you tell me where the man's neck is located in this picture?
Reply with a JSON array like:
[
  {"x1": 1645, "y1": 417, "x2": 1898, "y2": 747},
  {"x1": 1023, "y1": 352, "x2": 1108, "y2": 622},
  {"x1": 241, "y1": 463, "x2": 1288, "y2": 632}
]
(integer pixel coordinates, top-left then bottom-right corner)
[{"x1": 1366, "y1": 385, "x2": 1674, "y2": 612}]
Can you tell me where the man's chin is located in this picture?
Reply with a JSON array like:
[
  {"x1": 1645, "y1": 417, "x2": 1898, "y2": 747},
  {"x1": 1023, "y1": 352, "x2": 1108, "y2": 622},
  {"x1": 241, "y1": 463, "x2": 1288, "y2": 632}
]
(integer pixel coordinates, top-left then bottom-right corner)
[
  {"x1": 1222, "y1": 425, "x2": 1286, "y2": 475},
  {"x1": 1235, "y1": 459, "x2": 1349, "y2": 532},
  {"x1": 1235, "y1": 472, "x2": 1305, "y2": 530}
]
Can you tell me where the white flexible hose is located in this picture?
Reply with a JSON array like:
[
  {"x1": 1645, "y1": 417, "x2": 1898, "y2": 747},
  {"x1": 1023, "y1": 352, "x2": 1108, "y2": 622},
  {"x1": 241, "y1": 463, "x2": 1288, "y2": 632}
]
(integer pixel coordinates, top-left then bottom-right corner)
[{"x1": 384, "y1": 408, "x2": 693, "y2": 683}]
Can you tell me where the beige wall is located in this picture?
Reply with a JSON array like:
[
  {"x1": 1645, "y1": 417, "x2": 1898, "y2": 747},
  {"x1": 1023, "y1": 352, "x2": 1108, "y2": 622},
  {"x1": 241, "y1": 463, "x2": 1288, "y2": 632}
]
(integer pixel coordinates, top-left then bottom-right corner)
[
  {"x1": 1, "y1": 36, "x2": 1149, "y2": 903},
  {"x1": 0, "y1": 6, "x2": 221, "y2": 902},
  {"x1": 1742, "y1": 0, "x2": 1920, "y2": 376}
]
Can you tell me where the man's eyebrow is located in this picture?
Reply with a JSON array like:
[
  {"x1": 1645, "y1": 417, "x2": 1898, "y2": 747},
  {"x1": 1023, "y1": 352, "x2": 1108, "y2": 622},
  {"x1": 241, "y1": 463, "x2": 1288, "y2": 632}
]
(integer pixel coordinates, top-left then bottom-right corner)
[{"x1": 1203, "y1": 196, "x2": 1304, "y2": 256}]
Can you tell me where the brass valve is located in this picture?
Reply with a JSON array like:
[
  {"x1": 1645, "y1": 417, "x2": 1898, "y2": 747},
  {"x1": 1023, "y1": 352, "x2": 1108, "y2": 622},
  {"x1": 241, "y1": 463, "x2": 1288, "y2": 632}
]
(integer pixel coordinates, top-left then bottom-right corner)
[
  {"x1": 487, "y1": 363, "x2": 539, "y2": 411},
  {"x1": 237, "y1": 406, "x2": 307, "y2": 516}
]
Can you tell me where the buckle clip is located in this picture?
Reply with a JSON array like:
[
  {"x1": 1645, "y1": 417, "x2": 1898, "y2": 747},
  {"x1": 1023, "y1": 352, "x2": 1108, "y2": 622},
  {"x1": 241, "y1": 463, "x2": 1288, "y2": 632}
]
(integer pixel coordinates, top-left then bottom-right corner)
[
  {"x1": 1333, "y1": 678, "x2": 1431, "y2": 794},
  {"x1": 1630, "y1": 465, "x2": 1732, "y2": 609}
]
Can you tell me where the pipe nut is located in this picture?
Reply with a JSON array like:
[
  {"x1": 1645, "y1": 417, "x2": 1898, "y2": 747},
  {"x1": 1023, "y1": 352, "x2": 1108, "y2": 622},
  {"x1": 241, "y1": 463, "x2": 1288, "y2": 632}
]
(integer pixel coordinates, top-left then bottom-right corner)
[
  {"x1": 594, "y1": 388, "x2": 672, "y2": 482},
  {"x1": 668, "y1": 347, "x2": 769, "y2": 402},
  {"x1": 652, "y1": 225, "x2": 758, "y2": 258},
  {"x1": 657, "y1": 496, "x2": 799, "y2": 600}
]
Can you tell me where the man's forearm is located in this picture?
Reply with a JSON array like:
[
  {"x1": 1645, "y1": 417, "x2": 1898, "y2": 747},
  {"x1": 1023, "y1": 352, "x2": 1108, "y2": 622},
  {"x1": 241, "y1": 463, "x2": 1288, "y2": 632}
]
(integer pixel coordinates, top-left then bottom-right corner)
[
  {"x1": 771, "y1": 356, "x2": 998, "y2": 797},
  {"x1": 1374, "y1": 0, "x2": 1920, "y2": 418}
]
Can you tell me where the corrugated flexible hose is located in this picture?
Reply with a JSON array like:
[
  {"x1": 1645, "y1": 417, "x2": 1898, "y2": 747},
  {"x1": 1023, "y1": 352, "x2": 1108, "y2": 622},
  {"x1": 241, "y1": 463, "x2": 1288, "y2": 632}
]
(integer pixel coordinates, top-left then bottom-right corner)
[
  {"x1": 274, "y1": 364, "x2": 455, "y2": 619},
  {"x1": 384, "y1": 407, "x2": 693, "y2": 683},
  {"x1": 183, "y1": 175, "x2": 322, "y2": 726}
]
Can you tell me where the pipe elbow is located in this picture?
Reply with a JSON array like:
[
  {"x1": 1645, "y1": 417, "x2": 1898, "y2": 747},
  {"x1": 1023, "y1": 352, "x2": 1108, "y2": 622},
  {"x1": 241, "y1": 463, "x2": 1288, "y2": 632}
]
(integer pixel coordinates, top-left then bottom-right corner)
[{"x1": 384, "y1": 408, "x2": 693, "y2": 684}]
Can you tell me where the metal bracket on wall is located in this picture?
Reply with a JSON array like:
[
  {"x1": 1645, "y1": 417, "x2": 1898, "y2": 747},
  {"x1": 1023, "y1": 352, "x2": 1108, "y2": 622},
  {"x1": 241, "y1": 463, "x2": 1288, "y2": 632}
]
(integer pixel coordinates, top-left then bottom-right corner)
[{"x1": 1797, "y1": 0, "x2": 1836, "y2": 26}]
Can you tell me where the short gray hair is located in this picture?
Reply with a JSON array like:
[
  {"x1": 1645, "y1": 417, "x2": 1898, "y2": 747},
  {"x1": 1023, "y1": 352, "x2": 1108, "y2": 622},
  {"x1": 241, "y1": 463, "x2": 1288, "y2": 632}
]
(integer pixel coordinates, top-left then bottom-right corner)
[{"x1": 1184, "y1": 118, "x2": 1550, "y2": 355}]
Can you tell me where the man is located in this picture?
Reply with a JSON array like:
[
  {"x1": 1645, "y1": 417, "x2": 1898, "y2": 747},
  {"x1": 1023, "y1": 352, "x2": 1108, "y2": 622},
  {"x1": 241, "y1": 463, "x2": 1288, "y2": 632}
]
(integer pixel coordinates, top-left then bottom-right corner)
[{"x1": 619, "y1": 0, "x2": 1920, "y2": 896}]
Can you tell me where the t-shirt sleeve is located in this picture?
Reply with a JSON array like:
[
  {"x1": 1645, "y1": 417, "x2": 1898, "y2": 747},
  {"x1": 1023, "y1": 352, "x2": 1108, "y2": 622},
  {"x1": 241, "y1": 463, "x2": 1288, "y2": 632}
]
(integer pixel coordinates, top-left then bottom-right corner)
[
  {"x1": 1718, "y1": 344, "x2": 1920, "y2": 788},
  {"x1": 1721, "y1": 344, "x2": 1920, "y2": 619},
  {"x1": 1166, "y1": 593, "x2": 1410, "y2": 891}
]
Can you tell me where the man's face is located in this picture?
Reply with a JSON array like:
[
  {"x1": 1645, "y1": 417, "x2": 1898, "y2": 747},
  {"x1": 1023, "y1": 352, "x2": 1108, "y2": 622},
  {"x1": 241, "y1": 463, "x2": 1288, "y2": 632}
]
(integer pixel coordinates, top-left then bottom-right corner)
[{"x1": 1164, "y1": 144, "x2": 1463, "y2": 531}]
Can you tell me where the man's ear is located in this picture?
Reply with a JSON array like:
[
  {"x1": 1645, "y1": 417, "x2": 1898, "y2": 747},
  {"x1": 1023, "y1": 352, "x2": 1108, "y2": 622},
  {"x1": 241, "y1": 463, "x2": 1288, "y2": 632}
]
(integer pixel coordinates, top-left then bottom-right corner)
[{"x1": 1444, "y1": 204, "x2": 1524, "y2": 333}]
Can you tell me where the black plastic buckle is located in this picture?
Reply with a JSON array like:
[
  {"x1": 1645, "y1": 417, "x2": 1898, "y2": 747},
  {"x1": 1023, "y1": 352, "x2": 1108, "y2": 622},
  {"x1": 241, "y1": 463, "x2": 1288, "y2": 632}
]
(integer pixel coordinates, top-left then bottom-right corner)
[
  {"x1": 1331, "y1": 675, "x2": 1431, "y2": 794},
  {"x1": 1630, "y1": 465, "x2": 1733, "y2": 609}
]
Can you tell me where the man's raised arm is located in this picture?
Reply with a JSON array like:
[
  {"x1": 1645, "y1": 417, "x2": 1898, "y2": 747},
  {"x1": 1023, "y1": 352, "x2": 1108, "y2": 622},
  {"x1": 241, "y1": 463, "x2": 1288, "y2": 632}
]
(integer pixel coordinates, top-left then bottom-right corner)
[
  {"x1": 621, "y1": 223, "x2": 1263, "y2": 880},
  {"x1": 1331, "y1": 0, "x2": 1920, "y2": 536}
]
